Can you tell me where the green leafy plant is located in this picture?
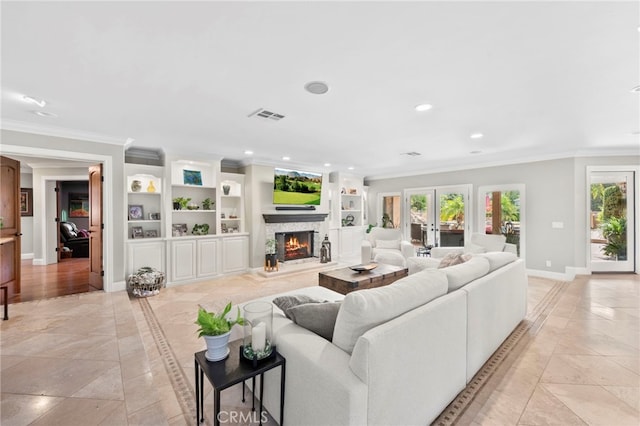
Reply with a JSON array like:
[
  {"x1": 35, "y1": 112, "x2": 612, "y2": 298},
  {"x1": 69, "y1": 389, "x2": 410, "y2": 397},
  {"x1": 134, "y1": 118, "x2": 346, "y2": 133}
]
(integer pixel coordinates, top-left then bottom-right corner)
[
  {"x1": 265, "y1": 238, "x2": 277, "y2": 255},
  {"x1": 195, "y1": 302, "x2": 244, "y2": 337},
  {"x1": 202, "y1": 198, "x2": 214, "y2": 210},
  {"x1": 601, "y1": 216, "x2": 627, "y2": 259},
  {"x1": 172, "y1": 197, "x2": 191, "y2": 210}
]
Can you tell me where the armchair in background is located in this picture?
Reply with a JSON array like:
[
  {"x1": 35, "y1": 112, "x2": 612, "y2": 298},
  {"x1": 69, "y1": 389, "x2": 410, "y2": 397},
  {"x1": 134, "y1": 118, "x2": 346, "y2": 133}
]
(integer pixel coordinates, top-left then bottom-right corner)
[
  {"x1": 60, "y1": 221, "x2": 90, "y2": 258},
  {"x1": 430, "y1": 233, "x2": 517, "y2": 258},
  {"x1": 361, "y1": 227, "x2": 414, "y2": 267}
]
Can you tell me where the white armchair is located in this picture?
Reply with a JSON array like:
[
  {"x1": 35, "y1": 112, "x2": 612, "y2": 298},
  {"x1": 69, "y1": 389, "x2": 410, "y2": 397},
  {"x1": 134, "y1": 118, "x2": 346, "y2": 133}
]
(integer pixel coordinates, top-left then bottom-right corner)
[
  {"x1": 430, "y1": 233, "x2": 517, "y2": 258},
  {"x1": 361, "y1": 227, "x2": 415, "y2": 266}
]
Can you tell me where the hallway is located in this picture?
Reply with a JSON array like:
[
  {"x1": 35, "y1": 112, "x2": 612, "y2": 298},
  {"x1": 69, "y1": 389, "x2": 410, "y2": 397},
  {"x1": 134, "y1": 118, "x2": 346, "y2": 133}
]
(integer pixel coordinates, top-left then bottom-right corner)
[{"x1": 14, "y1": 258, "x2": 90, "y2": 303}]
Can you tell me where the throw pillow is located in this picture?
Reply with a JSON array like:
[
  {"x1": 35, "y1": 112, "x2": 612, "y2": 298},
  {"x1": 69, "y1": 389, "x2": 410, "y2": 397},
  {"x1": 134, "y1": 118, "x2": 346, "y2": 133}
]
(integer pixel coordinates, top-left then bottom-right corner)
[
  {"x1": 273, "y1": 295, "x2": 322, "y2": 319},
  {"x1": 438, "y1": 252, "x2": 471, "y2": 268},
  {"x1": 375, "y1": 239, "x2": 401, "y2": 250},
  {"x1": 286, "y1": 302, "x2": 342, "y2": 341},
  {"x1": 442, "y1": 255, "x2": 491, "y2": 291}
]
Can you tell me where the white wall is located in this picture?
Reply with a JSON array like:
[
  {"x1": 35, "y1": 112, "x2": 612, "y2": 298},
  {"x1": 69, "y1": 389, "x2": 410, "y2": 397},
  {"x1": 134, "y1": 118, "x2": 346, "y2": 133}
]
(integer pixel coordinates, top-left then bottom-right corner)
[{"x1": 365, "y1": 155, "x2": 639, "y2": 278}]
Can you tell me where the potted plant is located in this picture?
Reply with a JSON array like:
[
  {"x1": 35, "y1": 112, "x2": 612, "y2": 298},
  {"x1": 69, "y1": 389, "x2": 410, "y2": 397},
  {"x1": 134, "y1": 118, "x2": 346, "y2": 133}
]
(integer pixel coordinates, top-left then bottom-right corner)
[
  {"x1": 172, "y1": 197, "x2": 191, "y2": 210},
  {"x1": 265, "y1": 238, "x2": 277, "y2": 269},
  {"x1": 195, "y1": 302, "x2": 244, "y2": 361},
  {"x1": 202, "y1": 197, "x2": 214, "y2": 210}
]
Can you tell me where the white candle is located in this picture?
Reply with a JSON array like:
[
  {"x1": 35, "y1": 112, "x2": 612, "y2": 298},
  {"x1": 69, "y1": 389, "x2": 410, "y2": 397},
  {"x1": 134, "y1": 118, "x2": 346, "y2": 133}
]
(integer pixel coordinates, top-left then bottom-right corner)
[{"x1": 252, "y1": 322, "x2": 266, "y2": 352}]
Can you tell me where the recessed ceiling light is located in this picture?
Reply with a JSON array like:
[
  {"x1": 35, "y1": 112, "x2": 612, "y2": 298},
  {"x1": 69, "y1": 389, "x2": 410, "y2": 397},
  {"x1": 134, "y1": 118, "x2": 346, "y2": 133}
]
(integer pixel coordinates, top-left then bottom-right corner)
[
  {"x1": 32, "y1": 110, "x2": 57, "y2": 118},
  {"x1": 470, "y1": 133, "x2": 484, "y2": 139},
  {"x1": 304, "y1": 81, "x2": 329, "y2": 95},
  {"x1": 631, "y1": 85, "x2": 640, "y2": 93},
  {"x1": 244, "y1": 150, "x2": 253, "y2": 155},
  {"x1": 22, "y1": 95, "x2": 46, "y2": 108},
  {"x1": 347, "y1": 166, "x2": 354, "y2": 171},
  {"x1": 282, "y1": 156, "x2": 290, "y2": 161},
  {"x1": 415, "y1": 104, "x2": 433, "y2": 112},
  {"x1": 324, "y1": 163, "x2": 331, "y2": 167}
]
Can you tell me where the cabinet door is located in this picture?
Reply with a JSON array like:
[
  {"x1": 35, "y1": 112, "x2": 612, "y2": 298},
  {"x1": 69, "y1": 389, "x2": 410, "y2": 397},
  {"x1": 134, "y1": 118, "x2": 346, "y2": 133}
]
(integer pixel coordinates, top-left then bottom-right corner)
[
  {"x1": 127, "y1": 241, "x2": 165, "y2": 275},
  {"x1": 222, "y1": 236, "x2": 248, "y2": 273},
  {"x1": 171, "y1": 239, "x2": 196, "y2": 281},
  {"x1": 197, "y1": 239, "x2": 219, "y2": 278}
]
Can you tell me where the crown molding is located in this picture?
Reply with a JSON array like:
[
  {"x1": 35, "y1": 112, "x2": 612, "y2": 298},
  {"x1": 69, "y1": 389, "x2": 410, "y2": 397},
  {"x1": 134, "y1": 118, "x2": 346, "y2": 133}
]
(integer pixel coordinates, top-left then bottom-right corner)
[{"x1": 1, "y1": 119, "x2": 128, "y2": 146}]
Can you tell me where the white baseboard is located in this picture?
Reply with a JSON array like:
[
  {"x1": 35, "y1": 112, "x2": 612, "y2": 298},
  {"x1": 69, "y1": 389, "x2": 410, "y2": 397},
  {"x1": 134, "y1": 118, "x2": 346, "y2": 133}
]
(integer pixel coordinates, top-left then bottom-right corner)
[
  {"x1": 109, "y1": 280, "x2": 127, "y2": 293},
  {"x1": 32, "y1": 258, "x2": 46, "y2": 266},
  {"x1": 21, "y1": 253, "x2": 34, "y2": 260},
  {"x1": 527, "y1": 268, "x2": 575, "y2": 281}
]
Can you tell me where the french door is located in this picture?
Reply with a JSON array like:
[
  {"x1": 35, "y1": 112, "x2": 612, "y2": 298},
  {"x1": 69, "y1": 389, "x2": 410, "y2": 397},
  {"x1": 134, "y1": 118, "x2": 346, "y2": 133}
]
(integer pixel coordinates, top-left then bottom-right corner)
[
  {"x1": 589, "y1": 170, "x2": 635, "y2": 272},
  {"x1": 405, "y1": 186, "x2": 471, "y2": 249}
]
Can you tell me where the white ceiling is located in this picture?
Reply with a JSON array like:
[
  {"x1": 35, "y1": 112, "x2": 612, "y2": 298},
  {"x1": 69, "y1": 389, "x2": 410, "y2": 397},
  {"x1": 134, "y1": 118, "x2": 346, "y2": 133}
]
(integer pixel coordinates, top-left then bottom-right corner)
[{"x1": 2, "y1": 1, "x2": 638, "y2": 179}]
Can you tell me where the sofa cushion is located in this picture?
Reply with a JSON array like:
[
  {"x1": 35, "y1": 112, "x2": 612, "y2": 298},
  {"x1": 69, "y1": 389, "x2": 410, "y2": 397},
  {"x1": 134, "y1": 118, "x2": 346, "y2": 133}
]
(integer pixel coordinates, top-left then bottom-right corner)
[
  {"x1": 273, "y1": 294, "x2": 322, "y2": 319},
  {"x1": 438, "y1": 252, "x2": 471, "y2": 268},
  {"x1": 470, "y1": 233, "x2": 506, "y2": 252},
  {"x1": 442, "y1": 255, "x2": 491, "y2": 292},
  {"x1": 407, "y1": 256, "x2": 441, "y2": 274},
  {"x1": 477, "y1": 252, "x2": 518, "y2": 272},
  {"x1": 332, "y1": 269, "x2": 448, "y2": 354},
  {"x1": 286, "y1": 301, "x2": 342, "y2": 341},
  {"x1": 464, "y1": 242, "x2": 487, "y2": 253},
  {"x1": 376, "y1": 239, "x2": 400, "y2": 250},
  {"x1": 373, "y1": 250, "x2": 406, "y2": 267}
]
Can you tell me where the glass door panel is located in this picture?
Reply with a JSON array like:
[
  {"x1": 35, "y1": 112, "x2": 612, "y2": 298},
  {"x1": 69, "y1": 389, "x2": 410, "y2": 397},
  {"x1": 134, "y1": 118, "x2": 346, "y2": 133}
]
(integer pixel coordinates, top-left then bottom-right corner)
[
  {"x1": 483, "y1": 190, "x2": 521, "y2": 255},
  {"x1": 439, "y1": 190, "x2": 466, "y2": 247},
  {"x1": 406, "y1": 191, "x2": 435, "y2": 250},
  {"x1": 590, "y1": 171, "x2": 634, "y2": 272},
  {"x1": 381, "y1": 194, "x2": 401, "y2": 229}
]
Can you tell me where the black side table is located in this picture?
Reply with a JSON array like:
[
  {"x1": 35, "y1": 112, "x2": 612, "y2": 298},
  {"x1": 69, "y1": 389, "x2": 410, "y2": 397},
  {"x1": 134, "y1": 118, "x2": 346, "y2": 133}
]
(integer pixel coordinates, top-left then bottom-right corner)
[{"x1": 194, "y1": 340, "x2": 286, "y2": 426}]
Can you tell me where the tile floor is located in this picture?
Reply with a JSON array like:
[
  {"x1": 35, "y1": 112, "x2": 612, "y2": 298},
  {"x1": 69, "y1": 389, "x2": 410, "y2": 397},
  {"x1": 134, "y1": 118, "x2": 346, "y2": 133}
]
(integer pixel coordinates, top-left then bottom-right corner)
[{"x1": 1, "y1": 271, "x2": 638, "y2": 425}]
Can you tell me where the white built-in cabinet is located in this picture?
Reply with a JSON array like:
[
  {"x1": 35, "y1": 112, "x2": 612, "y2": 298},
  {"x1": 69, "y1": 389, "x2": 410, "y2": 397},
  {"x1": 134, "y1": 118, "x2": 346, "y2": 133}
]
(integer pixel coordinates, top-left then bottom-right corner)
[
  {"x1": 329, "y1": 172, "x2": 366, "y2": 259},
  {"x1": 125, "y1": 164, "x2": 166, "y2": 275},
  {"x1": 125, "y1": 157, "x2": 249, "y2": 282}
]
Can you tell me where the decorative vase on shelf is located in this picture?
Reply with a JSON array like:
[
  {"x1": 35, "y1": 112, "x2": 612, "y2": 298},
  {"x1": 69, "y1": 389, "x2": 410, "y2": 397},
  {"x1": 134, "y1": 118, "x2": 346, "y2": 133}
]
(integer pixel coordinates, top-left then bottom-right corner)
[
  {"x1": 223, "y1": 184, "x2": 231, "y2": 196},
  {"x1": 131, "y1": 180, "x2": 141, "y2": 192},
  {"x1": 147, "y1": 181, "x2": 156, "y2": 193}
]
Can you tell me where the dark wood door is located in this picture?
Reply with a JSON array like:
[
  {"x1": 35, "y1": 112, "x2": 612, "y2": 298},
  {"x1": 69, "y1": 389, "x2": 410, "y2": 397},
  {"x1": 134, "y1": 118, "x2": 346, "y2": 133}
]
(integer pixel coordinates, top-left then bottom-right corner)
[
  {"x1": 0, "y1": 156, "x2": 21, "y2": 298},
  {"x1": 88, "y1": 164, "x2": 103, "y2": 291}
]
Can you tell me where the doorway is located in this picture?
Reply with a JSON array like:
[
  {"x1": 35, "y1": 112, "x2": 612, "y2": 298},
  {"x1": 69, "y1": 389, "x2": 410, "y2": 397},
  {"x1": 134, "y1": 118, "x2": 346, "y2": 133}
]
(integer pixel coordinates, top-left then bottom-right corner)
[
  {"x1": 1, "y1": 153, "x2": 104, "y2": 302},
  {"x1": 404, "y1": 185, "x2": 471, "y2": 249},
  {"x1": 588, "y1": 169, "x2": 636, "y2": 272}
]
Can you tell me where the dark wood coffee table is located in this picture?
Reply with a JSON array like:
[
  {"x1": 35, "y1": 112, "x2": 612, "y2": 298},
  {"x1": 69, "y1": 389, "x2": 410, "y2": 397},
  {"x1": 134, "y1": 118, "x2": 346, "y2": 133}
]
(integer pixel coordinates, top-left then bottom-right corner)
[{"x1": 318, "y1": 263, "x2": 408, "y2": 295}]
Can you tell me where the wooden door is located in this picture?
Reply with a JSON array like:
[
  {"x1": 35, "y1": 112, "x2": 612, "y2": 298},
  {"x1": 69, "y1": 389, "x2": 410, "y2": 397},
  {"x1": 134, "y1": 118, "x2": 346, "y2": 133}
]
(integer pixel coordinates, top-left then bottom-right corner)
[
  {"x1": 88, "y1": 164, "x2": 103, "y2": 290},
  {"x1": 0, "y1": 156, "x2": 21, "y2": 298}
]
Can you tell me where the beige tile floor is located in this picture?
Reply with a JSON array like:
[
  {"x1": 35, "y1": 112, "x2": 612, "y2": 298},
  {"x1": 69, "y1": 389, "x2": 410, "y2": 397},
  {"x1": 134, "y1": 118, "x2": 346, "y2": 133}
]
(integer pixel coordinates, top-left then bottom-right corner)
[{"x1": 1, "y1": 270, "x2": 638, "y2": 425}]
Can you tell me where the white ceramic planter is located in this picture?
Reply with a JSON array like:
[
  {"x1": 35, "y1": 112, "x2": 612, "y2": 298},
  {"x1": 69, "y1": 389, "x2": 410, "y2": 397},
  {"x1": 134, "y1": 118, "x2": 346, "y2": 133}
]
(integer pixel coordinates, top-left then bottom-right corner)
[{"x1": 203, "y1": 331, "x2": 231, "y2": 361}]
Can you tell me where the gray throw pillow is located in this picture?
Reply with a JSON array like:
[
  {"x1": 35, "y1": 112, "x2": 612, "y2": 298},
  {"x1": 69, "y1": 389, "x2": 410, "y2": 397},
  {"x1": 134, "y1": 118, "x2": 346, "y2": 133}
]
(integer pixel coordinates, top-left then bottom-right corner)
[
  {"x1": 286, "y1": 302, "x2": 342, "y2": 341},
  {"x1": 272, "y1": 295, "x2": 322, "y2": 319}
]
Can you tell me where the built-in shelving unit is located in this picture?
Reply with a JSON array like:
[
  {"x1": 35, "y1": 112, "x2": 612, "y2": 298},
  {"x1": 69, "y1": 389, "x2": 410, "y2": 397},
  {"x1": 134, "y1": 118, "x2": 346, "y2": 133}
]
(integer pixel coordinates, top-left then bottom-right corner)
[
  {"x1": 219, "y1": 172, "x2": 245, "y2": 234},
  {"x1": 125, "y1": 163, "x2": 166, "y2": 275},
  {"x1": 329, "y1": 172, "x2": 366, "y2": 259},
  {"x1": 169, "y1": 160, "x2": 217, "y2": 237}
]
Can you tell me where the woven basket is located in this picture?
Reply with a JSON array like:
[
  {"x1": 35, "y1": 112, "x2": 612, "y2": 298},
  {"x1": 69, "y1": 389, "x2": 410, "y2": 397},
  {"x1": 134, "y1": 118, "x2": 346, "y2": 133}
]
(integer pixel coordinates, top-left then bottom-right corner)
[{"x1": 127, "y1": 267, "x2": 166, "y2": 297}]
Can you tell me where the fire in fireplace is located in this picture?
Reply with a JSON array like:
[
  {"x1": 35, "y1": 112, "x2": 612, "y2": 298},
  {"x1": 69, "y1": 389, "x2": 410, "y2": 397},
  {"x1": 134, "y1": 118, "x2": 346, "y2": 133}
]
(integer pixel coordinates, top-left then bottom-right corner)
[{"x1": 275, "y1": 231, "x2": 315, "y2": 262}]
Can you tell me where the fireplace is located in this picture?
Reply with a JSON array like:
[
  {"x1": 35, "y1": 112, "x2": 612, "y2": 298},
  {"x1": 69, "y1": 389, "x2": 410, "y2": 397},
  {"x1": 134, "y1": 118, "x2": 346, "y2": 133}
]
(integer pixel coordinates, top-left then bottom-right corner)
[{"x1": 276, "y1": 231, "x2": 316, "y2": 262}]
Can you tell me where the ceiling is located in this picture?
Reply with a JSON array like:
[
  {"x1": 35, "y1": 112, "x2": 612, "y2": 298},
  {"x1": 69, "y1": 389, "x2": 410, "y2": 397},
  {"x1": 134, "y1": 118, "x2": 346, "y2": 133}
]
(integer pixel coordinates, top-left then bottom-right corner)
[{"x1": 2, "y1": 1, "x2": 638, "y2": 179}]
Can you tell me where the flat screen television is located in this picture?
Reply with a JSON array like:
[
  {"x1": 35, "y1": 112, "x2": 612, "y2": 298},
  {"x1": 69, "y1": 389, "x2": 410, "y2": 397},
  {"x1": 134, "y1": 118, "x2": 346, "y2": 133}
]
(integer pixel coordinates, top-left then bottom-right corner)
[{"x1": 273, "y1": 168, "x2": 322, "y2": 205}]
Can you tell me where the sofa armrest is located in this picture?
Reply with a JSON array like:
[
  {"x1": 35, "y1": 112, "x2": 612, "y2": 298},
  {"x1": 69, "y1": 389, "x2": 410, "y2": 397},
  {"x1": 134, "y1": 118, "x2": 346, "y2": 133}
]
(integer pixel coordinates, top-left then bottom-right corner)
[
  {"x1": 504, "y1": 242, "x2": 517, "y2": 255},
  {"x1": 361, "y1": 239, "x2": 373, "y2": 264},
  {"x1": 400, "y1": 241, "x2": 415, "y2": 259},
  {"x1": 430, "y1": 246, "x2": 464, "y2": 259},
  {"x1": 261, "y1": 323, "x2": 367, "y2": 425}
]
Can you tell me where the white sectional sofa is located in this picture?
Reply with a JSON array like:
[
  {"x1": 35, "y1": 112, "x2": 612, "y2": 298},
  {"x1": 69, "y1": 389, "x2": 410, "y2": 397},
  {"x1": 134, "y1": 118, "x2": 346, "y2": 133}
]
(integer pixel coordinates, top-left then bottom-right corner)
[{"x1": 238, "y1": 252, "x2": 527, "y2": 425}]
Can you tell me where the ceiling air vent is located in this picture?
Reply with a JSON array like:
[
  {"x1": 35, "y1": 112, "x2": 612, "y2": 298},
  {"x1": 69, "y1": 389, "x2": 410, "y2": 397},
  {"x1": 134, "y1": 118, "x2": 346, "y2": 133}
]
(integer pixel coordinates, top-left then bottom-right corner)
[
  {"x1": 402, "y1": 151, "x2": 422, "y2": 156},
  {"x1": 248, "y1": 108, "x2": 285, "y2": 121}
]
